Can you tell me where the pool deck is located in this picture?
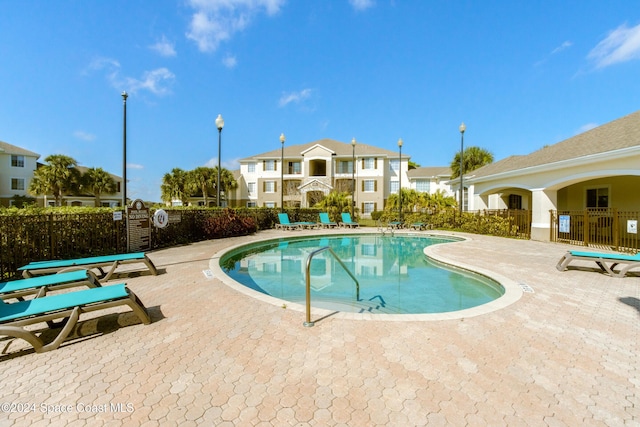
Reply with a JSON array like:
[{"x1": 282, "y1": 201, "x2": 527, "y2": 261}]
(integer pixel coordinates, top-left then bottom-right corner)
[{"x1": 1, "y1": 229, "x2": 639, "y2": 426}]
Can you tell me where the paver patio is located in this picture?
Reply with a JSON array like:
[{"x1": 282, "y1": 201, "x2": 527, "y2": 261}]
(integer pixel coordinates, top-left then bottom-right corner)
[{"x1": 0, "y1": 229, "x2": 638, "y2": 426}]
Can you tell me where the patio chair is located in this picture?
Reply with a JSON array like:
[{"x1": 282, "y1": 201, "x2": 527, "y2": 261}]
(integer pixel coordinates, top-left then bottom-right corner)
[
  {"x1": 319, "y1": 212, "x2": 338, "y2": 228},
  {"x1": 18, "y1": 252, "x2": 158, "y2": 282},
  {"x1": 339, "y1": 213, "x2": 360, "y2": 228},
  {"x1": 555, "y1": 250, "x2": 640, "y2": 278},
  {"x1": 276, "y1": 213, "x2": 302, "y2": 230},
  {"x1": 409, "y1": 222, "x2": 430, "y2": 231},
  {"x1": 0, "y1": 283, "x2": 151, "y2": 353},
  {"x1": 0, "y1": 270, "x2": 100, "y2": 301},
  {"x1": 388, "y1": 221, "x2": 403, "y2": 229}
]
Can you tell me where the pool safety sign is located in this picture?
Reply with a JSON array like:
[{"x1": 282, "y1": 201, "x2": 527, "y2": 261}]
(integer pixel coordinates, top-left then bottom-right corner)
[
  {"x1": 628, "y1": 220, "x2": 638, "y2": 234},
  {"x1": 559, "y1": 215, "x2": 570, "y2": 233}
]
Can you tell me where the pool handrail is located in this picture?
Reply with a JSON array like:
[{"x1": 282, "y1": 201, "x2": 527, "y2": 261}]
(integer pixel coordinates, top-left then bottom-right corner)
[{"x1": 304, "y1": 246, "x2": 360, "y2": 327}]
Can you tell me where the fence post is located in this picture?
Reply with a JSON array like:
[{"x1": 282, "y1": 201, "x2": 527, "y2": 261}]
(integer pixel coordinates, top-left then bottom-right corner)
[
  {"x1": 549, "y1": 210, "x2": 554, "y2": 242},
  {"x1": 583, "y1": 210, "x2": 589, "y2": 247},
  {"x1": 613, "y1": 207, "x2": 619, "y2": 251}
]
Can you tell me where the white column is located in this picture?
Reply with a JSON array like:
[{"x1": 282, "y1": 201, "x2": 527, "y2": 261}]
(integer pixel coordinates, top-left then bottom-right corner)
[{"x1": 530, "y1": 188, "x2": 557, "y2": 241}]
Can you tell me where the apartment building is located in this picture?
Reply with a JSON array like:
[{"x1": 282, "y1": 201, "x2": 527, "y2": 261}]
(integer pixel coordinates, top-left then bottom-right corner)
[
  {"x1": 230, "y1": 138, "x2": 411, "y2": 218},
  {"x1": 0, "y1": 140, "x2": 123, "y2": 207}
]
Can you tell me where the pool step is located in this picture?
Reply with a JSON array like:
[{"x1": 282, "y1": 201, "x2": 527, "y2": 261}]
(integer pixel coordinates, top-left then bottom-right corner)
[{"x1": 294, "y1": 297, "x2": 403, "y2": 314}]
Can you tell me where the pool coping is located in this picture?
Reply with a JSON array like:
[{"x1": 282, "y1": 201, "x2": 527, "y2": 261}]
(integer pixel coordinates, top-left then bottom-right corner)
[{"x1": 209, "y1": 229, "x2": 523, "y2": 322}]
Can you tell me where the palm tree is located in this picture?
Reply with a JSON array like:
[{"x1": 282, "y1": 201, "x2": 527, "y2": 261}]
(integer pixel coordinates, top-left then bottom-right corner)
[
  {"x1": 217, "y1": 167, "x2": 238, "y2": 206},
  {"x1": 28, "y1": 154, "x2": 81, "y2": 206},
  {"x1": 314, "y1": 191, "x2": 351, "y2": 222},
  {"x1": 161, "y1": 168, "x2": 190, "y2": 206},
  {"x1": 82, "y1": 167, "x2": 117, "y2": 207},
  {"x1": 450, "y1": 146, "x2": 494, "y2": 179},
  {"x1": 186, "y1": 167, "x2": 217, "y2": 206}
]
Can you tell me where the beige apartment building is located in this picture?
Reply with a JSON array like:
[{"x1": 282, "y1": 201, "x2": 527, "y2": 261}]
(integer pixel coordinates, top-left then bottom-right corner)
[{"x1": 229, "y1": 138, "x2": 414, "y2": 218}]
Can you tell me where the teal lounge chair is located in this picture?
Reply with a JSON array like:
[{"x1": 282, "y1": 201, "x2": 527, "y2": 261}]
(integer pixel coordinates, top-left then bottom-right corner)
[
  {"x1": 388, "y1": 221, "x2": 403, "y2": 229},
  {"x1": 276, "y1": 213, "x2": 302, "y2": 230},
  {"x1": 409, "y1": 222, "x2": 430, "y2": 231},
  {"x1": 0, "y1": 283, "x2": 150, "y2": 353},
  {"x1": 319, "y1": 213, "x2": 338, "y2": 228},
  {"x1": 0, "y1": 270, "x2": 100, "y2": 301},
  {"x1": 556, "y1": 250, "x2": 640, "y2": 278},
  {"x1": 18, "y1": 252, "x2": 158, "y2": 282},
  {"x1": 339, "y1": 213, "x2": 360, "y2": 228}
]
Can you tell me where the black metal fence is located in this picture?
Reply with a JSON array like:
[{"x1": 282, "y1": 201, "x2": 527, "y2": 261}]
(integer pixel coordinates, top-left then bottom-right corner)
[{"x1": 550, "y1": 208, "x2": 640, "y2": 253}]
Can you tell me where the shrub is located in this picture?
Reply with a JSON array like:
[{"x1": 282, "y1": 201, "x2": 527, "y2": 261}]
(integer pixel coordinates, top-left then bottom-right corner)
[{"x1": 202, "y1": 208, "x2": 257, "y2": 239}]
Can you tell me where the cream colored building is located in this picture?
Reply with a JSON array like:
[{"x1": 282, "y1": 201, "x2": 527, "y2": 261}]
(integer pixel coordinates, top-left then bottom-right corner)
[
  {"x1": 230, "y1": 138, "x2": 411, "y2": 218},
  {"x1": 0, "y1": 140, "x2": 123, "y2": 207},
  {"x1": 463, "y1": 110, "x2": 640, "y2": 241}
]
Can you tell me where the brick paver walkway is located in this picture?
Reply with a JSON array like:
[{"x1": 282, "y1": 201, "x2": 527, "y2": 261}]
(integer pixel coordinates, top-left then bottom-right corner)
[{"x1": 0, "y1": 229, "x2": 638, "y2": 426}]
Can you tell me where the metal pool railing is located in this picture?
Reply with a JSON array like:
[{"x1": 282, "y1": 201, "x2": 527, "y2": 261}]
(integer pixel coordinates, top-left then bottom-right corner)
[{"x1": 304, "y1": 246, "x2": 360, "y2": 327}]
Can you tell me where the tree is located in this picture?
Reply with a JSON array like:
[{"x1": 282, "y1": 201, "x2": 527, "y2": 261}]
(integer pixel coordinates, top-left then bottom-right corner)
[
  {"x1": 314, "y1": 191, "x2": 351, "y2": 221},
  {"x1": 186, "y1": 167, "x2": 217, "y2": 206},
  {"x1": 450, "y1": 146, "x2": 494, "y2": 179},
  {"x1": 28, "y1": 154, "x2": 81, "y2": 206},
  {"x1": 161, "y1": 168, "x2": 190, "y2": 206},
  {"x1": 82, "y1": 167, "x2": 117, "y2": 207},
  {"x1": 217, "y1": 167, "x2": 238, "y2": 206}
]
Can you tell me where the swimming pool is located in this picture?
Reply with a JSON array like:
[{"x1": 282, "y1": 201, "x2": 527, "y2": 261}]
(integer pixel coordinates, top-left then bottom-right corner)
[{"x1": 218, "y1": 234, "x2": 507, "y2": 315}]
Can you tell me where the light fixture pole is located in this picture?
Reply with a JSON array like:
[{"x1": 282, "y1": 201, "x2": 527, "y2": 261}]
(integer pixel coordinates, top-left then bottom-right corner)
[
  {"x1": 351, "y1": 138, "x2": 356, "y2": 218},
  {"x1": 215, "y1": 114, "x2": 224, "y2": 208},
  {"x1": 280, "y1": 133, "x2": 285, "y2": 212},
  {"x1": 398, "y1": 138, "x2": 403, "y2": 223},
  {"x1": 459, "y1": 122, "x2": 466, "y2": 216},
  {"x1": 121, "y1": 91, "x2": 128, "y2": 208}
]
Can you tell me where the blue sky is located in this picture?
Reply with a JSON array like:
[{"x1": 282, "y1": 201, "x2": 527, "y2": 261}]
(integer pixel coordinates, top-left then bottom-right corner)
[{"x1": 1, "y1": 1, "x2": 640, "y2": 203}]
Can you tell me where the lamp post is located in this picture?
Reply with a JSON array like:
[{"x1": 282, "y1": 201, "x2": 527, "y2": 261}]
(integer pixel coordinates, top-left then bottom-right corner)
[
  {"x1": 459, "y1": 122, "x2": 466, "y2": 216},
  {"x1": 398, "y1": 138, "x2": 403, "y2": 222},
  {"x1": 280, "y1": 133, "x2": 285, "y2": 212},
  {"x1": 121, "y1": 91, "x2": 128, "y2": 208},
  {"x1": 215, "y1": 114, "x2": 224, "y2": 208},
  {"x1": 351, "y1": 137, "x2": 356, "y2": 217}
]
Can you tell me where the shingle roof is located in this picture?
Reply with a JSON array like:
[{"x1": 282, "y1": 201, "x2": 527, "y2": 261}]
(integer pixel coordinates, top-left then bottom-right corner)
[
  {"x1": 407, "y1": 166, "x2": 451, "y2": 179},
  {"x1": 471, "y1": 109, "x2": 640, "y2": 179},
  {"x1": 0, "y1": 140, "x2": 40, "y2": 158},
  {"x1": 241, "y1": 138, "x2": 406, "y2": 161}
]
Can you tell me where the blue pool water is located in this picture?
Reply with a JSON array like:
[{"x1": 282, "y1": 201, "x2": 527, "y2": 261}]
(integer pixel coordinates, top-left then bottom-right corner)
[{"x1": 219, "y1": 234, "x2": 504, "y2": 314}]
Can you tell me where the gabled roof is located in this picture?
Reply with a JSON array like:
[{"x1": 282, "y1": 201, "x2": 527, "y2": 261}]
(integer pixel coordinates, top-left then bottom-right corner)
[
  {"x1": 407, "y1": 166, "x2": 451, "y2": 179},
  {"x1": 241, "y1": 138, "x2": 406, "y2": 161},
  {"x1": 0, "y1": 140, "x2": 40, "y2": 158},
  {"x1": 470, "y1": 109, "x2": 640, "y2": 179}
]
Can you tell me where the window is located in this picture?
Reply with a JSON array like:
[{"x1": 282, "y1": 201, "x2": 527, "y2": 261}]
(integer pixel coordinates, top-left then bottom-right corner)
[
  {"x1": 264, "y1": 181, "x2": 276, "y2": 193},
  {"x1": 288, "y1": 161, "x2": 301, "y2": 174},
  {"x1": 360, "y1": 244, "x2": 377, "y2": 256},
  {"x1": 248, "y1": 182, "x2": 256, "y2": 194},
  {"x1": 246, "y1": 201, "x2": 256, "y2": 208},
  {"x1": 363, "y1": 202, "x2": 375, "y2": 214},
  {"x1": 362, "y1": 158, "x2": 376, "y2": 170},
  {"x1": 360, "y1": 265, "x2": 378, "y2": 276},
  {"x1": 363, "y1": 180, "x2": 376, "y2": 192},
  {"x1": 586, "y1": 187, "x2": 608, "y2": 208},
  {"x1": 416, "y1": 180, "x2": 430, "y2": 193},
  {"x1": 389, "y1": 159, "x2": 399, "y2": 171},
  {"x1": 11, "y1": 155, "x2": 25, "y2": 168},
  {"x1": 11, "y1": 178, "x2": 25, "y2": 191},
  {"x1": 264, "y1": 202, "x2": 275, "y2": 208},
  {"x1": 390, "y1": 181, "x2": 399, "y2": 194},
  {"x1": 508, "y1": 194, "x2": 522, "y2": 210},
  {"x1": 337, "y1": 160, "x2": 353, "y2": 174},
  {"x1": 264, "y1": 160, "x2": 276, "y2": 171},
  {"x1": 248, "y1": 162, "x2": 256, "y2": 173}
]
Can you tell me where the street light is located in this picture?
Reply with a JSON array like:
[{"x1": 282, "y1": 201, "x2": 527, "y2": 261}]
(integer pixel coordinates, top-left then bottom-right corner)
[
  {"x1": 351, "y1": 137, "x2": 356, "y2": 217},
  {"x1": 398, "y1": 138, "x2": 403, "y2": 223},
  {"x1": 280, "y1": 133, "x2": 285, "y2": 212},
  {"x1": 215, "y1": 114, "x2": 224, "y2": 208},
  {"x1": 459, "y1": 122, "x2": 466, "y2": 216},
  {"x1": 121, "y1": 91, "x2": 128, "y2": 208}
]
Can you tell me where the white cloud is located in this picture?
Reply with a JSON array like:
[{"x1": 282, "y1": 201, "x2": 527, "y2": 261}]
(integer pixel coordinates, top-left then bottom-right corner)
[
  {"x1": 127, "y1": 163, "x2": 145, "y2": 170},
  {"x1": 87, "y1": 57, "x2": 175, "y2": 96},
  {"x1": 588, "y1": 22, "x2": 640, "y2": 68},
  {"x1": 551, "y1": 40, "x2": 572, "y2": 55},
  {"x1": 186, "y1": 0, "x2": 285, "y2": 53},
  {"x1": 73, "y1": 130, "x2": 96, "y2": 142},
  {"x1": 222, "y1": 54, "x2": 238, "y2": 68},
  {"x1": 349, "y1": 0, "x2": 374, "y2": 11},
  {"x1": 577, "y1": 123, "x2": 598, "y2": 134},
  {"x1": 150, "y1": 36, "x2": 177, "y2": 57},
  {"x1": 205, "y1": 157, "x2": 240, "y2": 170},
  {"x1": 279, "y1": 88, "x2": 312, "y2": 107}
]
